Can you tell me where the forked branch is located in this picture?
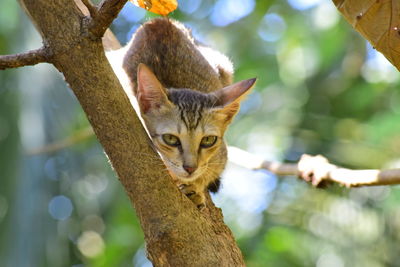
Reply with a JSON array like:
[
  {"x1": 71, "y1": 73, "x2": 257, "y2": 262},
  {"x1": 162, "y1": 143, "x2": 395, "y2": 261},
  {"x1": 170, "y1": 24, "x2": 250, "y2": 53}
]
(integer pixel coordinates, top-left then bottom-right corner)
[
  {"x1": 0, "y1": 46, "x2": 50, "y2": 70},
  {"x1": 89, "y1": 0, "x2": 128, "y2": 37},
  {"x1": 80, "y1": 0, "x2": 98, "y2": 17},
  {"x1": 228, "y1": 147, "x2": 400, "y2": 187}
]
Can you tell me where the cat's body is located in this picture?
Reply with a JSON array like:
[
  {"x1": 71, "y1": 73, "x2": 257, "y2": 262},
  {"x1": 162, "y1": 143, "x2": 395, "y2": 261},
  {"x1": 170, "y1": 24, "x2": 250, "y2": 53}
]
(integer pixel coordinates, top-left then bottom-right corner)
[
  {"x1": 123, "y1": 18, "x2": 233, "y2": 95},
  {"x1": 122, "y1": 18, "x2": 255, "y2": 208}
]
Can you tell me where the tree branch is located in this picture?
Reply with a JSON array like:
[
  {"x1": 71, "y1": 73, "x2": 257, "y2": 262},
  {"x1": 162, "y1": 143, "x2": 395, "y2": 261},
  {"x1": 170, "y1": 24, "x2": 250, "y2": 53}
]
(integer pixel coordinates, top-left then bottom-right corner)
[
  {"x1": 26, "y1": 127, "x2": 94, "y2": 155},
  {"x1": 80, "y1": 0, "x2": 98, "y2": 17},
  {"x1": 89, "y1": 0, "x2": 128, "y2": 37},
  {"x1": 228, "y1": 147, "x2": 400, "y2": 187},
  {"x1": 74, "y1": 0, "x2": 121, "y2": 50},
  {"x1": 18, "y1": 0, "x2": 245, "y2": 265},
  {"x1": 0, "y1": 47, "x2": 50, "y2": 70}
]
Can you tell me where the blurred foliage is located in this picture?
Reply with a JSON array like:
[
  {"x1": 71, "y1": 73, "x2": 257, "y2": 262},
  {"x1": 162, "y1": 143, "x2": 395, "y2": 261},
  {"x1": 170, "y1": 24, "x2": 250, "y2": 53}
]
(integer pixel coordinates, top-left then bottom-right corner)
[{"x1": 1, "y1": 0, "x2": 400, "y2": 266}]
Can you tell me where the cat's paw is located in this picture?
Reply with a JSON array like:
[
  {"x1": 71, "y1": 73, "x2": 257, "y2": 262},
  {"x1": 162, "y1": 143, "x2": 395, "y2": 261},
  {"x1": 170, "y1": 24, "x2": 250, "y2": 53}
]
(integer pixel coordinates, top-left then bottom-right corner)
[{"x1": 178, "y1": 184, "x2": 206, "y2": 209}]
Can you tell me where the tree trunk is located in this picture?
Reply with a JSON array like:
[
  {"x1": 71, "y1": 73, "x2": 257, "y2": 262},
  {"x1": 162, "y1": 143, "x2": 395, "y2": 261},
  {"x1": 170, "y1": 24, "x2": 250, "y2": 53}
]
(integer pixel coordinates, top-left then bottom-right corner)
[{"x1": 16, "y1": 0, "x2": 244, "y2": 265}]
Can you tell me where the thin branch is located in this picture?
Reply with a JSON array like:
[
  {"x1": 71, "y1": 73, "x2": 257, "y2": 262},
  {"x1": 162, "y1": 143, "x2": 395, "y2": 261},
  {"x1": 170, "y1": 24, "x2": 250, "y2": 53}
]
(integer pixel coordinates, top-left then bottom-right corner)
[
  {"x1": 74, "y1": 0, "x2": 122, "y2": 50},
  {"x1": 81, "y1": 0, "x2": 98, "y2": 17},
  {"x1": 89, "y1": 0, "x2": 128, "y2": 37},
  {"x1": 228, "y1": 146, "x2": 400, "y2": 187},
  {"x1": 26, "y1": 127, "x2": 94, "y2": 155},
  {"x1": 0, "y1": 47, "x2": 49, "y2": 70},
  {"x1": 28, "y1": 131, "x2": 400, "y2": 188}
]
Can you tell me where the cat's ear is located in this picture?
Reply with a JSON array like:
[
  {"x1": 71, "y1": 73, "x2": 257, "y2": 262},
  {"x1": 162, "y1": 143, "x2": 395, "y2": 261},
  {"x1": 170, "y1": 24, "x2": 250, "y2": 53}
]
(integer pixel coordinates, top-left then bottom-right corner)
[
  {"x1": 137, "y1": 63, "x2": 172, "y2": 114},
  {"x1": 213, "y1": 78, "x2": 256, "y2": 122}
]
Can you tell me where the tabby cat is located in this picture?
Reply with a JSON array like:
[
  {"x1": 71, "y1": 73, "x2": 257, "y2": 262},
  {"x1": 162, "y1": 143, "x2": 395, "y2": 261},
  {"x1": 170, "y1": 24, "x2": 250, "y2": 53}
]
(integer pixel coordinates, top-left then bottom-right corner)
[{"x1": 122, "y1": 18, "x2": 256, "y2": 208}]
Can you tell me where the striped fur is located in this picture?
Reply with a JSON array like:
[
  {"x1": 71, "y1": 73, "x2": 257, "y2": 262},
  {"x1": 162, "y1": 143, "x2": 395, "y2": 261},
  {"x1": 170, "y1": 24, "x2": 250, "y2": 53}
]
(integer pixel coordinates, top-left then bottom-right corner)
[
  {"x1": 122, "y1": 18, "x2": 255, "y2": 208},
  {"x1": 168, "y1": 89, "x2": 219, "y2": 130}
]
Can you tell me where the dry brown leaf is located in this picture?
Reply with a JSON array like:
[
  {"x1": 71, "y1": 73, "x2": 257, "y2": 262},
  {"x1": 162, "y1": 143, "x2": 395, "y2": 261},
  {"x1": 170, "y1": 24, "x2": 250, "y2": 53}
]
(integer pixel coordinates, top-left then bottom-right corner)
[
  {"x1": 333, "y1": 0, "x2": 400, "y2": 71},
  {"x1": 130, "y1": 0, "x2": 177, "y2": 16}
]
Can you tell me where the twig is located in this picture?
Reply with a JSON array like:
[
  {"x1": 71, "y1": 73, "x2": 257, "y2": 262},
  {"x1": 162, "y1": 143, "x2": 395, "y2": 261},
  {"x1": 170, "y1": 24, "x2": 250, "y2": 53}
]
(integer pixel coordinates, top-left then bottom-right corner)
[
  {"x1": 26, "y1": 127, "x2": 94, "y2": 155},
  {"x1": 89, "y1": 0, "x2": 128, "y2": 37},
  {"x1": 80, "y1": 0, "x2": 98, "y2": 17},
  {"x1": 74, "y1": 0, "x2": 121, "y2": 50},
  {"x1": 0, "y1": 47, "x2": 49, "y2": 70},
  {"x1": 227, "y1": 146, "x2": 400, "y2": 187}
]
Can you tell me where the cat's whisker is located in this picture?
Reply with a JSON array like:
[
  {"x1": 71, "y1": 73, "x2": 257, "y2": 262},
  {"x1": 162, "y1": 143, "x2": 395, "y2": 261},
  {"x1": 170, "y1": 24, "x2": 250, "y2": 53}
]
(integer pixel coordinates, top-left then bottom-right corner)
[
  {"x1": 129, "y1": 151, "x2": 163, "y2": 159},
  {"x1": 204, "y1": 169, "x2": 220, "y2": 179},
  {"x1": 204, "y1": 162, "x2": 224, "y2": 165}
]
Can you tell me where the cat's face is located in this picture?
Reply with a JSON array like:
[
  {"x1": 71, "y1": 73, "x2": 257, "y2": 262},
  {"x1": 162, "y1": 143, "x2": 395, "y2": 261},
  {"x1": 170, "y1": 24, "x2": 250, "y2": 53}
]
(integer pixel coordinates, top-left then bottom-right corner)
[
  {"x1": 144, "y1": 107, "x2": 227, "y2": 181},
  {"x1": 136, "y1": 64, "x2": 255, "y2": 181}
]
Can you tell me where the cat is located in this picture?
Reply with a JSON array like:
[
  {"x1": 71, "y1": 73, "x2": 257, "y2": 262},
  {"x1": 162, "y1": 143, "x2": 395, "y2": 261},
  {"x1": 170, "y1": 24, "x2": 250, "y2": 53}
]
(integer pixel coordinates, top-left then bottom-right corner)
[{"x1": 121, "y1": 18, "x2": 256, "y2": 209}]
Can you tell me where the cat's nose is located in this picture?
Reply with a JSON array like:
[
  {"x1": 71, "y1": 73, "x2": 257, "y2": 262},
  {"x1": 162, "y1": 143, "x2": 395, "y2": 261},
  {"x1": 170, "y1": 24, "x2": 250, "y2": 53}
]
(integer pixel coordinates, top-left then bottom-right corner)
[{"x1": 183, "y1": 165, "x2": 197, "y2": 174}]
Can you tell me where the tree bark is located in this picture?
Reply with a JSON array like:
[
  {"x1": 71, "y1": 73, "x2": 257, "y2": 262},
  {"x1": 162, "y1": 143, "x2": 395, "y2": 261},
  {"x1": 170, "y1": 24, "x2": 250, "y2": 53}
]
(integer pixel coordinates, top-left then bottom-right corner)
[{"x1": 13, "y1": 0, "x2": 244, "y2": 265}]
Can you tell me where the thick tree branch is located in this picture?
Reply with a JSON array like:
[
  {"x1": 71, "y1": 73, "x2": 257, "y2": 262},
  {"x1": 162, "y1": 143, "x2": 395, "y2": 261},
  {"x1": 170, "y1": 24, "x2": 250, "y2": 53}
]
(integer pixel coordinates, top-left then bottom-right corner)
[
  {"x1": 228, "y1": 147, "x2": 400, "y2": 187},
  {"x1": 17, "y1": 0, "x2": 244, "y2": 265},
  {"x1": 0, "y1": 47, "x2": 50, "y2": 70},
  {"x1": 89, "y1": 0, "x2": 128, "y2": 37}
]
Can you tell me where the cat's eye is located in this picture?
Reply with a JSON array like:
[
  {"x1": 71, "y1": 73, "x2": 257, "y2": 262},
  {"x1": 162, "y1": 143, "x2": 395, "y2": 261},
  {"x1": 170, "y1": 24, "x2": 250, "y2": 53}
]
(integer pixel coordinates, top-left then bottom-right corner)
[
  {"x1": 162, "y1": 134, "x2": 181, "y2": 147},
  {"x1": 200, "y1": 136, "x2": 218, "y2": 148}
]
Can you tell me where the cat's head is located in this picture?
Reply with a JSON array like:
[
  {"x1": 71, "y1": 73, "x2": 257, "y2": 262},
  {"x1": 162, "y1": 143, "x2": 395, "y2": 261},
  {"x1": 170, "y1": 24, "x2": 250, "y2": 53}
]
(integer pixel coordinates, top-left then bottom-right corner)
[{"x1": 136, "y1": 63, "x2": 256, "y2": 182}]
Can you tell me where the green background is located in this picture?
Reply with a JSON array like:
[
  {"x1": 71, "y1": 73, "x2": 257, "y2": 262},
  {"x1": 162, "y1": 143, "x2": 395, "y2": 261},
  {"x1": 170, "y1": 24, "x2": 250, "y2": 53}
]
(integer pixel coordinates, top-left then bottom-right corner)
[{"x1": 1, "y1": 0, "x2": 400, "y2": 266}]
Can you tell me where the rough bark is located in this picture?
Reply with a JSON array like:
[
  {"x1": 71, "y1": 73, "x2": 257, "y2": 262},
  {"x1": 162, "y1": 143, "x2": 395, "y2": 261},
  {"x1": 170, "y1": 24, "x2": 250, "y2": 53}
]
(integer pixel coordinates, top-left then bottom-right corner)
[
  {"x1": 13, "y1": 0, "x2": 244, "y2": 266},
  {"x1": 0, "y1": 47, "x2": 49, "y2": 70}
]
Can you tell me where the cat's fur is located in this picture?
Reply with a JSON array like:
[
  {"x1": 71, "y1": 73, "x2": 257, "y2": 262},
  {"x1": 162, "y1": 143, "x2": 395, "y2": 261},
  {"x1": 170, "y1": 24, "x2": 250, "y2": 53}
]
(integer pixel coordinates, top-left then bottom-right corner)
[{"x1": 122, "y1": 18, "x2": 255, "y2": 208}]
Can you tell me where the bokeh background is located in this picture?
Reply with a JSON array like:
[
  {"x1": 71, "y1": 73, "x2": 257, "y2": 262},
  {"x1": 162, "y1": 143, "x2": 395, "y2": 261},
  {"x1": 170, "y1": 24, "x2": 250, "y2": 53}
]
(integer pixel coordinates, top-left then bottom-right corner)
[{"x1": 1, "y1": 0, "x2": 400, "y2": 266}]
